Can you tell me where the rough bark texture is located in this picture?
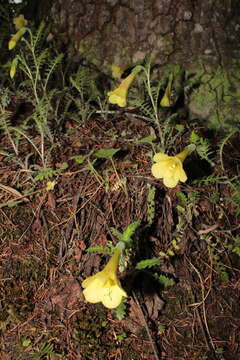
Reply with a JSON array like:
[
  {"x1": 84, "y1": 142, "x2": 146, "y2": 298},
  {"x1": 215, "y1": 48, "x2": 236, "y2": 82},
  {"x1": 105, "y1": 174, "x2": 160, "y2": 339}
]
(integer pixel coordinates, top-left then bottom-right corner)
[
  {"x1": 23, "y1": 0, "x2": 240, "y2": 126},
  {"x1": 47, "y1": 0, "x2": 240, "y2": 68}
]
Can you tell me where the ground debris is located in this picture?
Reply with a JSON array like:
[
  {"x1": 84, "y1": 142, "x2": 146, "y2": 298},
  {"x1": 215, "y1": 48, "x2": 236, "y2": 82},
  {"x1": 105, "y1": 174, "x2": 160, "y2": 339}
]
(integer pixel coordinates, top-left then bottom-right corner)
[{"x1": 0, "y1": 115, "x2": 240, "y2": 360}]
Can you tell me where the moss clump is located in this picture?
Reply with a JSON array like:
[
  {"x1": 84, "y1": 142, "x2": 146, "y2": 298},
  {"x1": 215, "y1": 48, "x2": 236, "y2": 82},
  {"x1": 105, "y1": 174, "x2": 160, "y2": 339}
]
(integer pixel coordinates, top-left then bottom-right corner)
[
  {"x1": 72, "y1": 307, "x2": 118, "y2": 359},
  {"x1": 0, "y1": 247, "x2": 48, "y2": 337},
  {"x1": 189, "y1": 65, "x2": 240, "y2": 128}
]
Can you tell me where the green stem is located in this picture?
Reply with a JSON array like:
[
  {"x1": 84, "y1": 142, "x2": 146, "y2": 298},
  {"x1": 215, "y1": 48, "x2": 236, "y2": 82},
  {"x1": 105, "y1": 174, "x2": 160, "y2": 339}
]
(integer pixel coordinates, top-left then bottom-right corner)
[{"x1": 145, "y1": 65, "x2": 164, "y2": 149}]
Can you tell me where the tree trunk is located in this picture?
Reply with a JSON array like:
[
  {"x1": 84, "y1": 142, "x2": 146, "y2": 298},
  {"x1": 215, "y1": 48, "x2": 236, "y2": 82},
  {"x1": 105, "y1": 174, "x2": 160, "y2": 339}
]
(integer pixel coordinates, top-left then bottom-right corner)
[
  {"x1": 23, "y1": 0, "x2": 240, "y2": 127},
  {"x1": 46, "y1": 0, "x2": 240, "y2": 68}
]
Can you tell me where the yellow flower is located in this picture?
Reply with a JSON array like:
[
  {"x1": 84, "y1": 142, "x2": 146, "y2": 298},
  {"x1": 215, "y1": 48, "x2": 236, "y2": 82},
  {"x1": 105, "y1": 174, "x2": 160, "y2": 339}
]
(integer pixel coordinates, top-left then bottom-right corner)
[
  {"x1": 82, "y1": 243, "x2": 127, "y2": 309},
  {"x1": 151, "y1": 144, "x2": 195, "y2": 188},
  {"x1": 8, "y1": 27, "x2": 27, "y2": 50},
  {"x1": 10, "y1": 57, "x2": 18, "y2": 78},
  {"x1": 107, "y1": 65, "x2": 141, "y2": 107},
  {"x1": 111, "y1": 64, "x2": 126, "y2": 79},
  {"x1": 46, "y1": 180, "x2": 57, "y2": 191},
  {"x1": 13, "y1": 14, "x2": 28, "y2": 31},
  {"x1": 10, "y1": 63, "x2": 16, "y2": 79},
  {"x1": 160, "y1": 74, "x2": 173, "y2": 107}
]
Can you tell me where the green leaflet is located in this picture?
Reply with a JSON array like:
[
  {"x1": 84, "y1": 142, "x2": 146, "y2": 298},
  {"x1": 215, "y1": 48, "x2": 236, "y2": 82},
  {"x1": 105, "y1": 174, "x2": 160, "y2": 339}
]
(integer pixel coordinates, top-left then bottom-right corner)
[{"x1": 94, "y1": 148, "x2": 120, "y2": 159}]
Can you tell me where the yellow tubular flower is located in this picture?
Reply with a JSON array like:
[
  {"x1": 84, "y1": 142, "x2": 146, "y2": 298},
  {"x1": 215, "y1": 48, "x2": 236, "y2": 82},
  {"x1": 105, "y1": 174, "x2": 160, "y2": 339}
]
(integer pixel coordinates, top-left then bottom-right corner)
[
  {"x1": 10, "y1": 56, "x2": 18, "y2": 79},
  {"x1": 151, "y1": 144, "x2": 196, "y2": 188},
  {"x1": 160, "y1": 73, "x2": 173, "y2": 107},
  {"x1": 10, "y1": 63, "x2": 17, "y2": 79},
  {"x1": 13, "y1": 14, "x2": 28, "y2": 31},
  {"x1": 82, "y1": 242, "x2": 127, "y2": 309},
  {"x1": 107, "y1": 65, "x2": 141, "y2": 107},
  {"x1": 8, "y1": 27, "x2": 27, "y2": 50}
]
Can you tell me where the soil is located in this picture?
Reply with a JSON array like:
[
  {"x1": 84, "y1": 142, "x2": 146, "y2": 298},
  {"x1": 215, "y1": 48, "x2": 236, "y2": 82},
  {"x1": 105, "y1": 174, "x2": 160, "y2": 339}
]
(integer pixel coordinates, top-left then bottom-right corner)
[{"x1": 0, "y1": 106, "x2": 240, "y2": 360}]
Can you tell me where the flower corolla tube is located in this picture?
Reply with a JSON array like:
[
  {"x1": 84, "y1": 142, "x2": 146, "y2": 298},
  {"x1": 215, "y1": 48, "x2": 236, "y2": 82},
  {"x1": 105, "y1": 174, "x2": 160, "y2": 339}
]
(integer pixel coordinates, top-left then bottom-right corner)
[
  {"x1": 151, "y1": 144, "x2": 196, "y2": 188},
  {"x1": 107, "y1": 65, "x2": 141, "y2": 107},
  {"x1": 160, "y1": 75, "x2": 173, "y2": 107},
  {"x1": 8, "y1": 27, "x2": 27, "y2": 50},
  {"x1": 82, "y1": 242, "x2": 127, "y2": 309},
  {"x1": 8, "y1": 15, "x2": 28, "y2": 50},
  {"x1": 10, "y1": 58, "x2": 18, "y2": 79}
]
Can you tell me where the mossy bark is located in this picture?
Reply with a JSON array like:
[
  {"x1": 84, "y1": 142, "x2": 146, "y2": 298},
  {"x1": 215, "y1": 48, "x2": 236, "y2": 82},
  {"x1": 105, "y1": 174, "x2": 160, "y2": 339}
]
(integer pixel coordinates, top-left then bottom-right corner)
[
  {"x1": 23, "y1": 0, "x2": 240, "y2": 126},
  {"x1": 44, "y1": 0, "x2": 240, "y2": 68}
]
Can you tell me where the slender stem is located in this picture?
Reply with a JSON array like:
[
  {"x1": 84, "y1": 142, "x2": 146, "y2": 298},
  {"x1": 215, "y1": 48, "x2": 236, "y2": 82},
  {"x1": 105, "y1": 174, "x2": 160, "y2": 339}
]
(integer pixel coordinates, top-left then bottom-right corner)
[
  {"x1": 10, "y1": 127, "x2": 44, "y2": 165},
  {"x1": 219, "y1": 130, "x2": 236, "y2": 171},
  {"x1": 40, "y1": 131, "x2": 45, "y2": 168},
  {"x1": 145, "y1": 65, "x2": 164, "y2": 149},
  {"x1": 87, "y1": 159, "x2": 104, "y2": 187}
]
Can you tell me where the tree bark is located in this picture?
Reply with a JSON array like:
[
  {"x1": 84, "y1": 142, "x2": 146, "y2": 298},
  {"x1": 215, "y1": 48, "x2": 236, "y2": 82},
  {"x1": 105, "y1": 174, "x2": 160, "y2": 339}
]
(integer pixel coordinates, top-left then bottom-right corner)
[
  {"x1": 21, "y1": 0, "x2": 240, "y2": 127},
  {"x1": 45, "y1": 0, "x2": 240, "y2": 68}
]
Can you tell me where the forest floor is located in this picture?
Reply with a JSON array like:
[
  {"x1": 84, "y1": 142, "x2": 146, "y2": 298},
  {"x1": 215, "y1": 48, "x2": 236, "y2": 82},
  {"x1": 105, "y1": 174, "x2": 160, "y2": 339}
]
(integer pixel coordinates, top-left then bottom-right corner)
[{"x1": 0, "y1": 107, "x2": 240, "y2": 360}]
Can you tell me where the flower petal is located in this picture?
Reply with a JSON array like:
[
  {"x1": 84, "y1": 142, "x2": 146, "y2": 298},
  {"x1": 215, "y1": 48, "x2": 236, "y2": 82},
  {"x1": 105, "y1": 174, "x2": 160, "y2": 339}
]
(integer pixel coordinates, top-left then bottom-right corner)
[
  {"x1": 163, "y1": 164, "x2": 176, "y2": 178},
  {"x1": 151, "y1": 163, "x2": 165, "y2": 178},
  {"x1": 82, "y1": 270, "x2": 107, "y2": 288},
  {"x1": 13, "y1": 14, "x2": 28, "y2": 30},
  {"x1": 151, "y1": 148, "x2": 192, "y2": 188},
  {"x1": 83, "y1": 278, "x2": 106, "y2": 303},
  {"x1": 101, "y1": 285, "x2": 127, "y2": 309},
  {"x1": 82, "y1": 245, "x2": 126, "y2": 308},
  {"x1": 163, "y1": 176, "x2": 179, "y2": 188},
  {"x1": 108, "y1": 92, "x2": 127, "y2": 107},
  {"x1": 153, "y1": 153, "x2": 169, "y2": 162},
  {"x1": 178, "y1": 167, "x2": 187, "y2": 182}
]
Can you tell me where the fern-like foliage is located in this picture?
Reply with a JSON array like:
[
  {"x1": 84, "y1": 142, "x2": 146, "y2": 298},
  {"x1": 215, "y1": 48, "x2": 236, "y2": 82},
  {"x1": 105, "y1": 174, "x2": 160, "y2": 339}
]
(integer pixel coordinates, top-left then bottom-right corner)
[
  {"x1": 34, "y1": 168, "x2": 57, "y2": 181},
  {"x1": 86, "y1": 243, "x2": 114, "y2": 255},
  {"x1": 115, "y1": 298, "x2": 127, "y2": 320},
  {"x1": 0, "y1": 88, "x2": 21, "y2": 156},
  {"x1": 7, "y1": 22, "x2": 65, "y2": 166},
  {"x1": 232, "y1": 237, "x2": 240, "y2": 256},
  {"x1": 110, "y1": 221, "x2": 141, "y2": 245},
  {"x1": 70, "y1": 66, "x2": 100, "y2": 101},
  {"x1": 132, "y1": 80, "x2": 161, "y2": 117},
  {"x1": 155, "y1": 274, "x2": 175, "y2": 287},
  {"x1": 33, "y1": 342, "x2": 54, "y2": 360},
  {"x1": 151, "y1": 82, "x2": 162, "y2": 105},
  {"x1": 27, "y1": 21, "x2": 51, "y2": 55},
  {"x1": 122, "y1": 221, "x2": 141, "y2": 243},
  {"x1": 132, "y1": 98, "x2": 156, "y2": 120},
  {"x1": 147, "y1": 184, "x2": 156, "y2": 225},
  {"x1": 193, "y1": 174, "x2": 226, "y2": 186},
  {"x1": 68, "y1": 66, "x2": 100, "y2": 124},
  {"x1": 189, "y1": 130, "x2": 213, "y2": 164},
  {"x1": 228, "y1": 176, "x2": 240, "y2": 216},
  {"x1": 110, "y1": 227, "x2": 123, "y2": 241},
  {"x1": 43, "y1": 53, "x2": 64, "y2": 93},
  {"x1": 0, "y1": 88, "x2": 11, "y2": 131},
  {"x1": 14, "y1": 22, "x2": 63, "y2": 103},
  {"x1": 209, "y1": 247, "x2": 229, "y2": 283},
  {"x1": 34, "y1": 162, "x2": 68, "y2": 182},
  {"x1": 135, "y1": 257, "x2": 163, "y2": 270},
  {"x1": 30, "y1": 95, "x2": 54, "y2": 142}
]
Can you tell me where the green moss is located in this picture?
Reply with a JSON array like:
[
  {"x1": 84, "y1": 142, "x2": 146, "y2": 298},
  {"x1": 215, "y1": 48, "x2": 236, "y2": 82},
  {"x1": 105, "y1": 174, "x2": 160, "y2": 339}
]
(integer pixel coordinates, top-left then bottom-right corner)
[
  {"x1": 72, "y1": 307, "x2": 118, "y2": 359},
  {"x1": 189, "y1": 65, "x2": 240, "y2": 128}
]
